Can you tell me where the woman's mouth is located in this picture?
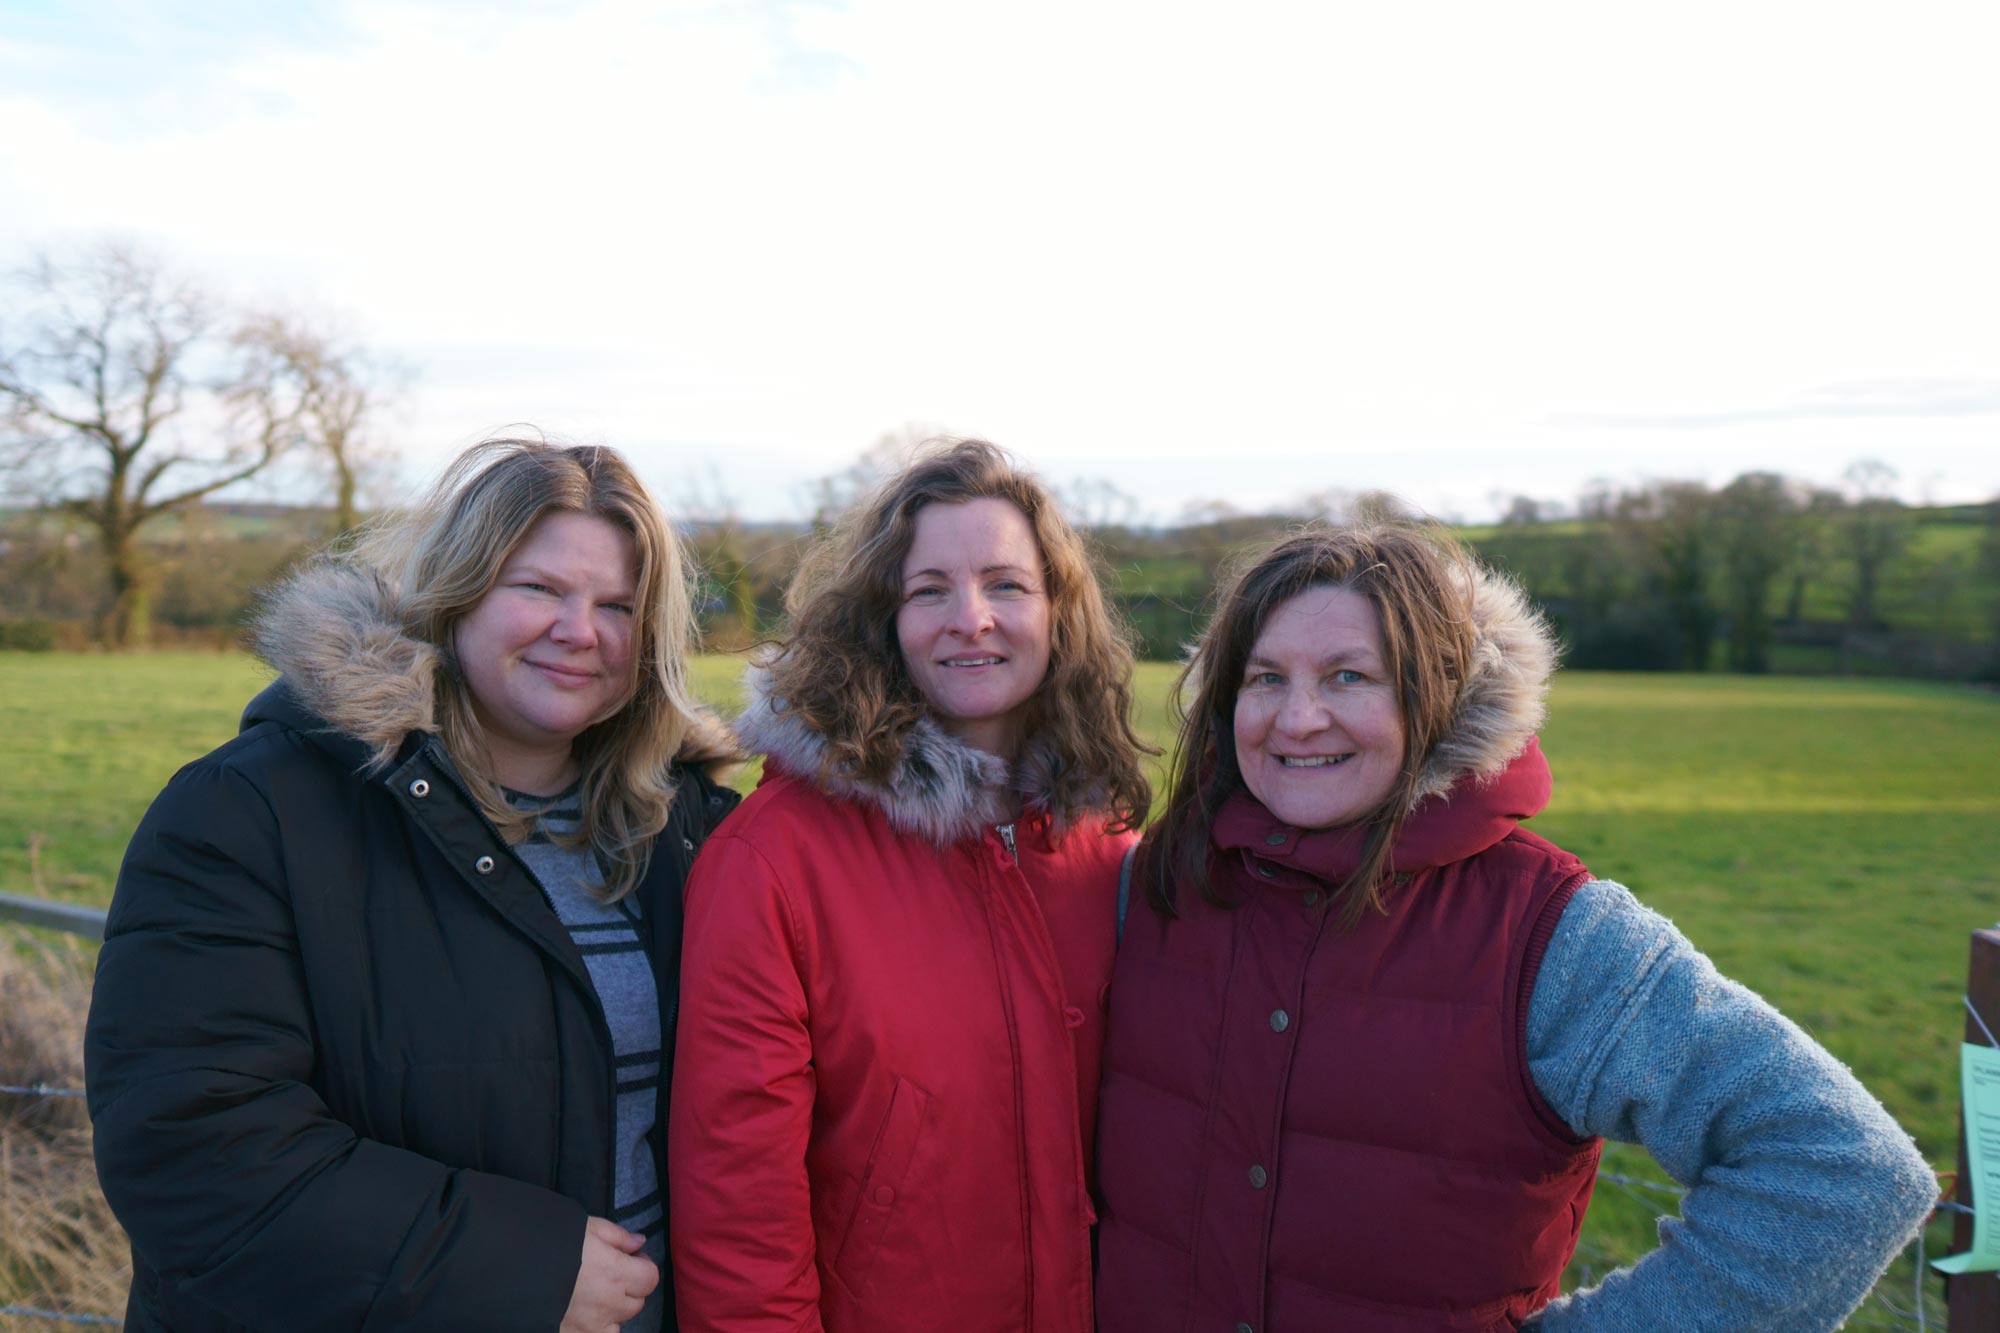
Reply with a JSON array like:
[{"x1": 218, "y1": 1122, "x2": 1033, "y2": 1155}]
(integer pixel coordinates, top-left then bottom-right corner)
[
  {"x1": 528, "y1": 660, "x2": 596, "y2": 684},
  {"x1": 1277, "y1": 754, "x2": 1351, "y2": 768}
]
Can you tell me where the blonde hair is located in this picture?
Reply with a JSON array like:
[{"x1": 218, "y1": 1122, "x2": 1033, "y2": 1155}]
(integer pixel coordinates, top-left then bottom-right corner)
[
  {"x1": 1145, "y1": 521, "x2": 1478, "y2": 929},
  {"x1": 353, "y1": 437, "x2": 701, "y2": 899},
  {"x1": 765, "y1": 438, "x2": 1152, "y2": 832}
]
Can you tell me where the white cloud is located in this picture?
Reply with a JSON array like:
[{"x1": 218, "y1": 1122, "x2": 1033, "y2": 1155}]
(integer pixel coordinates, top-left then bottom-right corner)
[{"x1": 2, "y1": 0, "x2": 1996, "y2": 520}]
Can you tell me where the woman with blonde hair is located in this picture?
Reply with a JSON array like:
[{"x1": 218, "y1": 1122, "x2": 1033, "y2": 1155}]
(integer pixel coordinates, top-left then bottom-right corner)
[
  {"x1": 669, "y1": 438, "x2": 1151, "y2": 1333},
  {"x1": 1093, "y1": 521, "x2": 1934, "y2": 1331},
  {"x1": 87, "y1": 438, "x2": 739, "y2": 1333}
]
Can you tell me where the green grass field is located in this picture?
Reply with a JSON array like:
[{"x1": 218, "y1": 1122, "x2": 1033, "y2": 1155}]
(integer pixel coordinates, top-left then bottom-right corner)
[{"x1": 3, "y1": 652, "x2": 1995, "y2": 1314}]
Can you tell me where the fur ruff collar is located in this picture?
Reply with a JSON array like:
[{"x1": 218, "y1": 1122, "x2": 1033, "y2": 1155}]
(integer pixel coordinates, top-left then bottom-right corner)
[
  {"x1": 251, "y1": 560, "x2": 738, "y2": 773},
  {"x1": 1409, "y1": 562, "x2": 1556, "y2": 806},
  {"x1": 734, "y1": 664, "x2": 1089, "y2": 846}
]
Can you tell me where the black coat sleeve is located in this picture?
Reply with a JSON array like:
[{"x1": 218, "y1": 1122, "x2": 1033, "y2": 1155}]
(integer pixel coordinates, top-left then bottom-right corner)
[{"x1": 84, "y1": 753, "x2": 586, "y2": 1333}]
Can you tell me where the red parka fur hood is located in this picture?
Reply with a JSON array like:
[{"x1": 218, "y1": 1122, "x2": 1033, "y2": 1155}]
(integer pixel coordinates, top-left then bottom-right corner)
[{"x1": 669, "y1": 668, "x2": 1133, "y2": 1333}]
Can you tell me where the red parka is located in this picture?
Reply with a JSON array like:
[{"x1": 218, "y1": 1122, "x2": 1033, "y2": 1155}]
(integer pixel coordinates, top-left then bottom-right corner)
[{"x1": 669, "y1": 675, "x2": 1133, "y2": 1333}]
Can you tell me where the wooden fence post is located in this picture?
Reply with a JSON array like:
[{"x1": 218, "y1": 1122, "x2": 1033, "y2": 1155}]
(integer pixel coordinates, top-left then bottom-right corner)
[{"x1": 1950, "y1": 928, "x2": 2000, "y2": 1329}]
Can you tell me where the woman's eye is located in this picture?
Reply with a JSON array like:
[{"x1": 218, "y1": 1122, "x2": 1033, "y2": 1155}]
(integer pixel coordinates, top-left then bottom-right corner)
[
  {"x1": 517, "y1": 581, "x2": 556, "y2": 595},
  {"x1": 906, "y1": 586, "x2": 944, "y2": 602},
  {"x1": 1246, "y1": 670, "x2": 1282, "y2": 687},
  {"x1": 603, "y1": 603, "x2": 634, "y2": 617},
  {"x1": 1333, "y1": 669, "x2": 1365, "y2": 685}
]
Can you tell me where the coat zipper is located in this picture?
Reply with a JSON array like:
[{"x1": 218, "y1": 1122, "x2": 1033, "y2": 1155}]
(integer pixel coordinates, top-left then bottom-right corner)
[
  {"x1": 417, "y1": 742, "x2": 624, "y2": 1210},
  {"x1": 997, "y1": 822, "x2": 1017, "y2": 860}
]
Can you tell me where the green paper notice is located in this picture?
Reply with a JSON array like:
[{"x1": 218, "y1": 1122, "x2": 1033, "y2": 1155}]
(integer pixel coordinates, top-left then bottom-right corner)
[{"x1": 1935, "y1": 1042, "x2": 2000, "y2": 1274}]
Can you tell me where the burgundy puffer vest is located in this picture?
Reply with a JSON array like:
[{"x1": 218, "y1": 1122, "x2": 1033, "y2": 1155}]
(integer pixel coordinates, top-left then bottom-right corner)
[{"x1": 1095, "y1": 740, "x2": 1600, "y2": 1333}]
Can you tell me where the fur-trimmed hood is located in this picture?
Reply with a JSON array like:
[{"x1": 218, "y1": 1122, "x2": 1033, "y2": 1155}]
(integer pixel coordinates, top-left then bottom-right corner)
[
  {"x1": 735, "y1": 664, "x2": 1095, "y2": 846},
  {"x1": 1410, "y1": 562, "x2": 1556, "y2": 807},
  {"x1": 250, "y1": 559, "x2": 739, "y2": 774},
  {"x1": 1182, "y1": 560, "x2": 1555, "y2": 812}
]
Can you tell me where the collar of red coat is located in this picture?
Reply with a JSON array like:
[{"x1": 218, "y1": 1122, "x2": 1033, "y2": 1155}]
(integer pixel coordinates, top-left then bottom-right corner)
[{"x1": 1211, "y1": 736, "x2": 1552, "y2": 884}]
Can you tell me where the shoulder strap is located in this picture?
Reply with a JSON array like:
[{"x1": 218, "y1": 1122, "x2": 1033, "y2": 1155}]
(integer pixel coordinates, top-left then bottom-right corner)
[{"x1": 1116, "y1": 843, "x2": 1135, "y2": 942}]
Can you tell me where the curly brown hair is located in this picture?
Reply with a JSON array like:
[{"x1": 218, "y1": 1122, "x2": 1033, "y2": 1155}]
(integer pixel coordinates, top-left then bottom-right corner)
[
  {"x1": 1144, "y1": 520, "x2": 1479, "y2": 928},
  {"x1": 764, "y1": 438, "x2": 1152, "y2": 832}
]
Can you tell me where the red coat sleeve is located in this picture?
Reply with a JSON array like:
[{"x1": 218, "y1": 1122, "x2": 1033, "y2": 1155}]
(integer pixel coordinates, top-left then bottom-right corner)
[{"x1": 669, "y1": 826, "x2": 825, "y2": 1333}]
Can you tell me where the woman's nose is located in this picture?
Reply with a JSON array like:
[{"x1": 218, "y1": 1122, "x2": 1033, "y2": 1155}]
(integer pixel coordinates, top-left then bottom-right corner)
[
  {"x1": 1274, "y1": 686, "x2": 1329, "y2": 735},
  {"x1": 948, "y1": 590, "x2": 996, "y2": 636},
  {"x1": 550, "y1": 599, "x2": 599, "y2": 646}
]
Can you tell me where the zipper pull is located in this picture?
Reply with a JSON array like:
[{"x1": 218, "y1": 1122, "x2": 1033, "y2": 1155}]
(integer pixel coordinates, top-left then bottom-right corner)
[{"x1": 996, "y1": 823, "x2": 1017, "y2": 860}]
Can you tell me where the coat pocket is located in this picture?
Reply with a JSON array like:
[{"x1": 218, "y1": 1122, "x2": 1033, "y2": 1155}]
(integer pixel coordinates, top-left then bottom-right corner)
[{"x1": 829, "y1": 1074, "x2": 932, "y2": 1292}]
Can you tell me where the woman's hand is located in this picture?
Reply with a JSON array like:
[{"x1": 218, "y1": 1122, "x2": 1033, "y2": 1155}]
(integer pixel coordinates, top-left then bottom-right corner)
[{"x1": 560, "y1": 1216, "x2": 659, "y2": 1332}]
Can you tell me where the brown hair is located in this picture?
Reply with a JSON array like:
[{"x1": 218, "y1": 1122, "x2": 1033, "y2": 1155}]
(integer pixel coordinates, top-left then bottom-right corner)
[
  {"x1": 353, "y1": 437, "x2": 702, "y2": 900},
  {"x1": 1145, "y1": 520, "x2": 1478, "y2": 928},
  {"x1": 764, "y1": 438, "x2": 1152, "y2": 832}
]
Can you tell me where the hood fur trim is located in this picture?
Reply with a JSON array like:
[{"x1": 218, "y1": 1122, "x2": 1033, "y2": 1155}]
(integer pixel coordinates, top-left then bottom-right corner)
[
  {"x1": 251, "y1": 560, "x2": 738, "y2": 774},
  {"x1": 736, "y1": 664, "x2": 1084, "y2": 846},
  {"x1": 1411, "y1": 565, "x2": 1555, "y2": 805}
]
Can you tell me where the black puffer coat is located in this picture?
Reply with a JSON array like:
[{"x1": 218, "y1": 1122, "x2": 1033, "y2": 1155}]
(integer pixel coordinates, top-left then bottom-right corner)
[{"x1": 84, "y1": 566, "x2": 740, "y2": 1333}]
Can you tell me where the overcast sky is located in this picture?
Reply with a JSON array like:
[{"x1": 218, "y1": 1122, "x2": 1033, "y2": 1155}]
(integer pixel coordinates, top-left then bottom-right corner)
[{"x1": 2, "y1": 0, "x2": 1996, "y2": 523}]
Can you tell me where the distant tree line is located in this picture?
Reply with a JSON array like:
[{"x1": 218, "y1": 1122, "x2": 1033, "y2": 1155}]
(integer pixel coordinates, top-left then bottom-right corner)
[
  {"x1": 1470, "y1": 465, "x2": 1999, "y2": 679},
  {"x1": 673, "y1": 460, "x2": 2000, "y2": 682},
  {"x1": 4, "y1": 253, "x2": 1995, "y2": 679}
]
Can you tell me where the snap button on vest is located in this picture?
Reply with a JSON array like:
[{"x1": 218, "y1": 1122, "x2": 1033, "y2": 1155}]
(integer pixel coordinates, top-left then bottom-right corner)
[
  {"x1": 407, "y1": 778, "x2": 429, "y2": 798},
  {"x1": 1269, "y1": 1009, "x2": 1289, "y2": 1032},
  {"x1": 1063, "y1": 1006, "x2": 1085, "y2": 1029},
  {"x1": 1257, "y1": 863, "x2": 1275, "y2": 878},
  {"x1": 474, "y1": 855, "x2": 495, "y2": 874},
  {"x1": 1263, "y1": 831, "x2": 1287, "y2": 846},
  {"x1": 1303, "y1": 890, "x2": 1319, "y2": 906},
  {"x1": 1235, "y1": 1322, "x2": 1254, "y2": 1333},
  {"x1": 871, "y1": 1185, "x2": 894, "y2": 1206},
  {"x1": 1248, "y1": 1164, "x2": 1268, "y2": 1189}
]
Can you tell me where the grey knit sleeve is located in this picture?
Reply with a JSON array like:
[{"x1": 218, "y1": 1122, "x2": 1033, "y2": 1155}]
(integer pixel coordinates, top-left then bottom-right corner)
[{"x1": 1522, "y1": 879, "x2": 1936, "y2": 1332}]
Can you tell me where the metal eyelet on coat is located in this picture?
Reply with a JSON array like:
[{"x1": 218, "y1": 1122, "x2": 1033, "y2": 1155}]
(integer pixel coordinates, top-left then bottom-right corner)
[
  {"x1": 408, "y1": 779, "x2": 430, "y2": 798},
  {"x1": 682, "y1": 837, "x2": 696, "y2": 854},
  {"x1": 474, "y1": 855, "x2": 496, "y2": 875},
  {"x1": 1257, "y1": 863, "x2": 1275, "y2": 878}
]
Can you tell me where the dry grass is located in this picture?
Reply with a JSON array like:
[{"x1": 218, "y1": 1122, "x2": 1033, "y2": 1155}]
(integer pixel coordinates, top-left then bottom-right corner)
[{"x1": 0, "y1": 930, "x2": 129, "y2": 1321}]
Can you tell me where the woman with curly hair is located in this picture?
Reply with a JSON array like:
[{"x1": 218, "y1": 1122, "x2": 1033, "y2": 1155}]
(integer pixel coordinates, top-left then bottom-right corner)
[
  {"x1": 668, "y1": 438, "x2": 1152, "y2": 1333},
  {"x1": 1092, "y1": 521, "x2": 1934, "y2": 1332},
  {"x1": 87, "y1": 439, "x2": 739, "y2": 1333}
]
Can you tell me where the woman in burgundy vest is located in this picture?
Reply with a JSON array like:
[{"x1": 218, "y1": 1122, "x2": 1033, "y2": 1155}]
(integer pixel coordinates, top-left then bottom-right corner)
[{"x1": 1094, "y1": 522, "x2": 1934, "y2": 1332}]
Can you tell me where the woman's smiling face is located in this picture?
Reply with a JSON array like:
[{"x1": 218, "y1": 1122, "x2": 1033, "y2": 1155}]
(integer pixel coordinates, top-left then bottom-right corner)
[
  {"x1": 895, "y1": 497, "x2": 1053, "y2": 761},
  {"x1": 453, "y1": 510, "x2": 638, "y2": 786},
  {"x1": 1232, "y1": 584, "x2": 1406, "y2": 830}
]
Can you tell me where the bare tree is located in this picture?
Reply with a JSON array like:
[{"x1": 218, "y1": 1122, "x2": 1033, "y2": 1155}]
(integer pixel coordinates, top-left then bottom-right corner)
[
  {"x1": 1781, "y1": 486, "x2": 1845, "y2": 624},
  {"x1": 676, "y1": 464, "x2": 764, "y2": 648},
  {"x1": 798, "y1": 424, "x2": 946, "y2": 529},
  {"x1": 1835, "y1": 458, "x2": 1913, "y2": 634},
  {"x1": 0, "y1": 244, "x2": 292, "y2": 646},
  {"x1": 233, "y1": 312, "x2": 403, "y2": 537},
  {"x1": 1611, "y1": 480, "x2": 1718, "y2": 670},
  {"x1": 1055, "y1": 476, "x2": 1142, "y2": 532},
  {"x1": 1712, "y1": 471, "x2": 1799, "y2": 672}
]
